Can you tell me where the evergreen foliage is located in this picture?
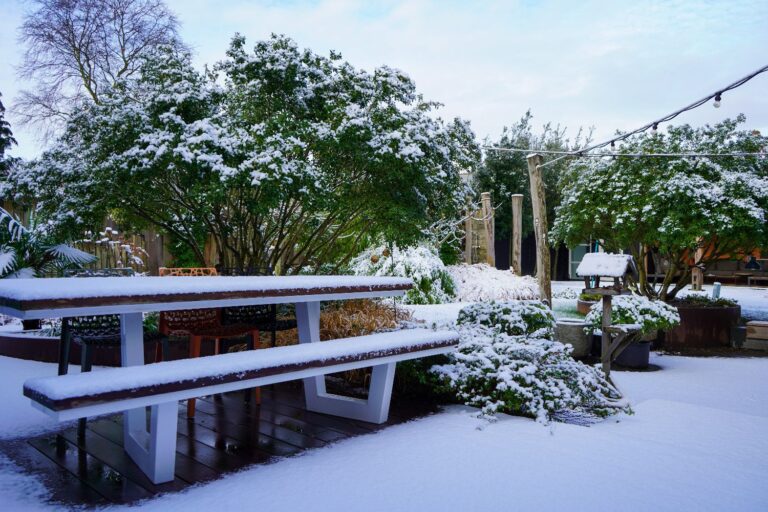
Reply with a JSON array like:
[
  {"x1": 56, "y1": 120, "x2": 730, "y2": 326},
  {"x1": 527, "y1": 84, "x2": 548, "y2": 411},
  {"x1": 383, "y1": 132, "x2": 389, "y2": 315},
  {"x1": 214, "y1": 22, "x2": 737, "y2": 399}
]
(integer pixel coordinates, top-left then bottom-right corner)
[
  {"x1": 552, "y1": 117, "x2": 768, "y2": 300},
  {"x1": 3, "y1": 36, "x2": 479, "y2": 272}
]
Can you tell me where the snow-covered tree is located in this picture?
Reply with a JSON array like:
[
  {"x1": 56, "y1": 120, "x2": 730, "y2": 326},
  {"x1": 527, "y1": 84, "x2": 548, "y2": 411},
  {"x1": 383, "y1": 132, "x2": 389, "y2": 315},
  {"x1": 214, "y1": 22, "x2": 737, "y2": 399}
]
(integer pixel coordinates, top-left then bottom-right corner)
[
  {"x1": 0, "y1": 93, "x2": 17, "y2": 175},
  {"x1": 551, "y1": 117, "x2": 768, "y2": 300},
  {"x1": 4, "y1": 35, "x2": 479, "y2": 271},
  {"x1": 15, "y1": 0, "x2": 186, "y2": 136}
]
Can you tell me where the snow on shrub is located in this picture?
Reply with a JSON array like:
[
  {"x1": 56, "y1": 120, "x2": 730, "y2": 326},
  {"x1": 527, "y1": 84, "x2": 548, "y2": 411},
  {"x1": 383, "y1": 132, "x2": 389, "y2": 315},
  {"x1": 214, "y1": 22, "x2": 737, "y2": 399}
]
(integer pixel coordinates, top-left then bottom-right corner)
[
  {"x1": 446, "y1": 264, "x2": 540, "y2": 302},
  {"x1": 350, "y1": 244, "x2": 456, "y2": 305},
  {"x1": 457, "y1": 301, "x2": 555, "y2": 338},
  {"x1": 433, "y1": 301, "x2": 629, "y2": 423},
  {"x1": 585, "y1": 294, "x2": 680, "y2": 334}
]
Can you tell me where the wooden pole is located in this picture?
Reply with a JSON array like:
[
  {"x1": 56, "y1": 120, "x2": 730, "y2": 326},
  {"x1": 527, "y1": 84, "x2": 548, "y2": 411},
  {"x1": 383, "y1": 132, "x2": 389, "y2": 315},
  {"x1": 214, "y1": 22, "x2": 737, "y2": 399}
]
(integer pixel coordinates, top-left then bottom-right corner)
[
  {"x1": 480, "y1": 192, "x2": 495, "y2": 267},
  {"x1": 464, "y1": 203, "x2": 473, "y2": 264},
  {"x1": 691, "y1": 244, "x2": 704, "y2": 291},
  {"x1": 510, "y1": 194, "x2": 523, "y2": 275},
  {"x1": 526, "y1": 154, "x2": 552, "y2": 306},
  {"x1": 601, "y1": 295, "x2": 613, "y2": 377}
]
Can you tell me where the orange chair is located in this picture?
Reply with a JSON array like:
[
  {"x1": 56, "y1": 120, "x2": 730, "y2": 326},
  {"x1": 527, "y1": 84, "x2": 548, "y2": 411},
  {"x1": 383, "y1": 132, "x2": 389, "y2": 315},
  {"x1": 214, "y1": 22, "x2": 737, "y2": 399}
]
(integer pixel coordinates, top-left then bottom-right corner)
[{"x1": 157, "y1": 267, "x2": 262, "y2": 418}]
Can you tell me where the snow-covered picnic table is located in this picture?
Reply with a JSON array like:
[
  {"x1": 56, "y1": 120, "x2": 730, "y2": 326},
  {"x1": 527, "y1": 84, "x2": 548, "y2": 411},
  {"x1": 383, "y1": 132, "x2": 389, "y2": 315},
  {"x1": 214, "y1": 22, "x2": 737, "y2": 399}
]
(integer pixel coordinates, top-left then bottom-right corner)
[{"x1": 0, "y1": 275, "x2": 459, "y2": 484}]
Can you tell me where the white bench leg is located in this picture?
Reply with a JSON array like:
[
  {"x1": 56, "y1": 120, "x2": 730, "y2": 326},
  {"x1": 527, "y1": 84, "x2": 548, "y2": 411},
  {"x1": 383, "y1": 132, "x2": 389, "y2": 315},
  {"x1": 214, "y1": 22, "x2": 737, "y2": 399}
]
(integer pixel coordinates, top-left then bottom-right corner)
[
  {"x1": 124, "y1": 401, "x2": 178, "y2": 484},
  {"x1": 120, "y1": 312, "x2": 178, "y2": 484},
  {"x1": 296, "y1": 301, "x2": 397, "y2": 424}
]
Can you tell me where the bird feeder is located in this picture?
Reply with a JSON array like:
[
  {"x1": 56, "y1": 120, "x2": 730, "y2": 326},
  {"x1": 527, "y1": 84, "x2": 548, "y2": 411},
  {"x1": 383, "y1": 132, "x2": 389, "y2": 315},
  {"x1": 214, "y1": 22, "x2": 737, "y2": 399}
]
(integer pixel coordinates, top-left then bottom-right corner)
[{"x1": 576, "y1": 253, "x2": 639, "y2": 377}]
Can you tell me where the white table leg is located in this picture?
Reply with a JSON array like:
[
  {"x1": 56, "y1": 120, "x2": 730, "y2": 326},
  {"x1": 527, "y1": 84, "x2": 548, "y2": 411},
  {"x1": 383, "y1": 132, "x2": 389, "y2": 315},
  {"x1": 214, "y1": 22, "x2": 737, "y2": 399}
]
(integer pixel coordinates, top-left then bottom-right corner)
[
  {"x1": 296, "y1": 301, "x2": 397, "y2": 424},
  {"x1": 120, "y1": 312, "x2": 178, "y2": 484}
]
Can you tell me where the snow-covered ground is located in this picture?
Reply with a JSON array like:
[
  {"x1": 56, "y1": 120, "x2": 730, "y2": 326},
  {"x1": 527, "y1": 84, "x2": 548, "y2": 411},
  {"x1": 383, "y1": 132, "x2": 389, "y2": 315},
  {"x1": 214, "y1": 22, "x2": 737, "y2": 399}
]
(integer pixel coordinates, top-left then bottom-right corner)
[{"x1": 0, "y1": 350, "x2": 767, "y2": 511}]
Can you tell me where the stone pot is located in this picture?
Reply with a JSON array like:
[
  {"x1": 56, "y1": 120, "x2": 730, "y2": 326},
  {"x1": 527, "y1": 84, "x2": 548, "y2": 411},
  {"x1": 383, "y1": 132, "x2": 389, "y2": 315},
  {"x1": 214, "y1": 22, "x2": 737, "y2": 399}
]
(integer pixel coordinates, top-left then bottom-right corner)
[
  {"x1": 555, "y1": 318, "x2": 591, "y2": 358},
  {"x1": 665, "y1": 304, "x2": 741, "y2": 348}
]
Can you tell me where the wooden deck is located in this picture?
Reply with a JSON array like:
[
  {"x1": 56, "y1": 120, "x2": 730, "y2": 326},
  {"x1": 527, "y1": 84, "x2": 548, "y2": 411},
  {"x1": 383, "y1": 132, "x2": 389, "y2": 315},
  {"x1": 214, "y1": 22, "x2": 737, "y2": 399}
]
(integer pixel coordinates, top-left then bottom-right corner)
[{"x1": 1, "y1": 382, "x2": 438, "y2": 507}]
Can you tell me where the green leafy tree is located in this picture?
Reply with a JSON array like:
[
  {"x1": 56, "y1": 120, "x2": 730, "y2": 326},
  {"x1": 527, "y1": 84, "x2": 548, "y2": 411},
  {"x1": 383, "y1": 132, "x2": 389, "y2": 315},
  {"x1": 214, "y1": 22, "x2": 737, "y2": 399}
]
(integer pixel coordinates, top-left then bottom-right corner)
[
  {"x1": 551, "y1": 116, "x2": 768, "y2": 300},
  {"x1": 472, "y1": 111, "x2": 589, "y2": 269},
  {"x1": 4, "y1": 36, "x2": 478, "y2": 273},
  {"x1": 0, "y1": 93, "x2": 17, "y2": 175},
  {"x1": 0, "y1": 207, "x2": 95, "y2": 278}
]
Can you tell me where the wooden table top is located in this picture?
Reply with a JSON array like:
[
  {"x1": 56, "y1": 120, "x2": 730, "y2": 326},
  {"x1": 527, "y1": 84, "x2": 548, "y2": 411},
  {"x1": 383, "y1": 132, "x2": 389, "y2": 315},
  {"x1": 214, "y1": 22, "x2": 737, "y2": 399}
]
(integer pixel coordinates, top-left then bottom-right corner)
[{"x1": 0, "y1": 276, "x2": 412, "y2": 319}]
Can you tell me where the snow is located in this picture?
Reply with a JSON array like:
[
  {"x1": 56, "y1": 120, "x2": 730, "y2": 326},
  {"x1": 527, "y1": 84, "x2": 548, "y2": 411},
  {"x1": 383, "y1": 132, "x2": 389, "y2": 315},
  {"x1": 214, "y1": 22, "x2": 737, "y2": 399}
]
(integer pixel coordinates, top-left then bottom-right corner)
[
  {"x1": 25, "y1": 329, "x2": 458, "y2": 402},
  {"x1": 0, "y1": 356, "x2": 81, "y2": 440},
  {"x1": 576, "y1": 252, "x2": 634, "y2": 277},
  {"x1": 446, "y1": 264, "x2": 540, "y2": 302},
  {"x1": 0, "y1": 275, "x2": 412, "y2": 303},
  {"x1": 0, "y1": 351, "x2": 767, "y2": 510}
]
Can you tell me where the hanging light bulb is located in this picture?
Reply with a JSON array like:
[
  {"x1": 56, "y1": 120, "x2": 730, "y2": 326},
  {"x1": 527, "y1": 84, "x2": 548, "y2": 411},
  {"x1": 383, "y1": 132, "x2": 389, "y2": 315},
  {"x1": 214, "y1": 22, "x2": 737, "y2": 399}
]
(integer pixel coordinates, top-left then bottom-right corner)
[
  {"x1": 713, "y1": 93, "x2": 722, "y2": 108},
  {"x1": 652, "y1": 123, "x2": 659, "y2": 134}
]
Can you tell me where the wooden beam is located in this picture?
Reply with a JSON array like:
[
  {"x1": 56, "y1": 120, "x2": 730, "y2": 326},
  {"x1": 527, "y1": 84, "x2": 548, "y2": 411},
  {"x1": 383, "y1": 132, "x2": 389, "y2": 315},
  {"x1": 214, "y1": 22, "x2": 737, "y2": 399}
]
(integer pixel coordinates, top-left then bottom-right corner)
[
  {"x1": 510, "y1": 194, "x2": 523, "y2": 275},
  {"x1": 464, "y1": 202, "x2": 473, "y2": 264},
  {"x1": 526, "y1": 154, "x2": 551, "y2": 305},
  {"x1": 480, "y1": 192, "x2": 495, "y2": 267},
  {"x1": 600, "y1": 294, "x2": 613, "y2": 377}
]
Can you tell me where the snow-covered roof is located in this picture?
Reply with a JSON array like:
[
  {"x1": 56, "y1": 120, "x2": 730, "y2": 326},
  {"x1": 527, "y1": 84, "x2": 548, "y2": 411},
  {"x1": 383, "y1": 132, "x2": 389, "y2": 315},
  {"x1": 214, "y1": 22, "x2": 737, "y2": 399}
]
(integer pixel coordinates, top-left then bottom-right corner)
[{"x1": 576, "y1": 253, "x2": 634, "y2": 278}]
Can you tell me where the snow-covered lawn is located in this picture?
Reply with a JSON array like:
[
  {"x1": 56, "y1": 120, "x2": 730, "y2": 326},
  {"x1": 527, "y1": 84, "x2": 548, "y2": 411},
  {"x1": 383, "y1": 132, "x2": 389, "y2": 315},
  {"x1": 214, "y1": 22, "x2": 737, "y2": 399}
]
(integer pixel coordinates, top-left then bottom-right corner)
[{"x1": 0, "y1": 348, "x2": 767, "y2": 511}]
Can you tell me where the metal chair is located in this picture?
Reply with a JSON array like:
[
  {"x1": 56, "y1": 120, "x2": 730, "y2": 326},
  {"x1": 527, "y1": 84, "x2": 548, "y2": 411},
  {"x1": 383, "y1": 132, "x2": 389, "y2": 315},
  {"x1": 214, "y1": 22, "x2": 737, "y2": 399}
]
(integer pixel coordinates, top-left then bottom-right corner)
[
  {"x1": 58, "y1": 268, "x2": 136, "y2": 376},
  {"x1": 157, "y1": 267, "x2": 262, "y2": 418},
  {"x1": 215, "y1": 266, "x2": 298, "y2": 346}
]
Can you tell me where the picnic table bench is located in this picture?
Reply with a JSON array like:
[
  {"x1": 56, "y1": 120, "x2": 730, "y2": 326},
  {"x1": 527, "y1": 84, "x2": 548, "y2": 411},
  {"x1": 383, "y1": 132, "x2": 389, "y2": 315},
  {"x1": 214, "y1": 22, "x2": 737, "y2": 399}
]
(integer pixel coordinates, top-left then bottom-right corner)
[{"x1": 0, "y1": 276, "x2": 459, "y2": 484}]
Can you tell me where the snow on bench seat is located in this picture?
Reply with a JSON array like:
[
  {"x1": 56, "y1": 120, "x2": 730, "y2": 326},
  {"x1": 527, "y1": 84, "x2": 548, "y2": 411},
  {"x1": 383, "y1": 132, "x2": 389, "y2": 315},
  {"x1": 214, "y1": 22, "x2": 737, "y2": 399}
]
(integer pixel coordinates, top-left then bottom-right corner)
[{"x1": 24, "y1": 329, "x2": 458, "y2": 413}]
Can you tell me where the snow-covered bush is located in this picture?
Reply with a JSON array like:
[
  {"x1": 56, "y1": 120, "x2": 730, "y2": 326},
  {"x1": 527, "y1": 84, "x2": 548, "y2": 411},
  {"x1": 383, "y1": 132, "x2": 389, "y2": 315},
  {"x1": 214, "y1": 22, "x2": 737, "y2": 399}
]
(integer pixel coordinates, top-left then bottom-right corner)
[
  {"x1": 447, "y1": 264, "x2": 540, "y2": 302},
  {"x1": 433, "y1": 301, "x2": 628, "y2": 423},
  {"x1": 350, "y1": 244, "x2": 455, "y2": 305},
  {"x1": 457, "y1": 301, "x2": 555, "y2": 338},
  {"x1": 552, "y1": 117, "x2": 768, "y2": 300},
  {"x1": 585, "y1": 294, "x2": 680, "y2": 334}
]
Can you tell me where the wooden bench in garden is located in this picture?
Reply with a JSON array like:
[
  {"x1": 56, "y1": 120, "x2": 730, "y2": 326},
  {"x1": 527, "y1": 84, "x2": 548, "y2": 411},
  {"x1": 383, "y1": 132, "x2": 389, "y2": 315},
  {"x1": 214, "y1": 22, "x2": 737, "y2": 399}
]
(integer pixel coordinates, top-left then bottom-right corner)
[
  {"x1": 0, "y1": 275, "x2": 458, "y2": 485},
  {"x1": 24, "y1": 329, "x2": 458, "y2": 485}
]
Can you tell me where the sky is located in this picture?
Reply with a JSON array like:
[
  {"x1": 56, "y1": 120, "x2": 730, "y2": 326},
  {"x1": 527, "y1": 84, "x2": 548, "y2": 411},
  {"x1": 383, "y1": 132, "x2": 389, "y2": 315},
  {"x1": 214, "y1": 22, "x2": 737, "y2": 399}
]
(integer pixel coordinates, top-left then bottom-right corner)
[{"x1": 1, "y1": 0, "x2": 767, "y2": 160}]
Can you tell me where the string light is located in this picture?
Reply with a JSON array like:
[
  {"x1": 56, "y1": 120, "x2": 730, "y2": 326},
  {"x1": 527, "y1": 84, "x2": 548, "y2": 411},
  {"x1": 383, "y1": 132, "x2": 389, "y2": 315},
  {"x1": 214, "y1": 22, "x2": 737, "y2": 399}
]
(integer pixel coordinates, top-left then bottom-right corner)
[
  {"x1": 652, "y1": 123, "x2": 659, "y2": 133},
  {"x1": 713, "y1": 93, "x2": 722, "y2": 108},
  {"x1": 532, "y1": 64, "x2": 768, "y2": 169}
]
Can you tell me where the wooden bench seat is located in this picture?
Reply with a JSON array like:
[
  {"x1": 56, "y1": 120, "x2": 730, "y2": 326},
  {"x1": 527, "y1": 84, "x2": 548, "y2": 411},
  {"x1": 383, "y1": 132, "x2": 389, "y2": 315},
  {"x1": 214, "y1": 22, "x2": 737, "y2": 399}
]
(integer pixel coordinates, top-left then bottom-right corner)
[{"x1": 25, "y1": 328, "x2": 459, "y2": 484}]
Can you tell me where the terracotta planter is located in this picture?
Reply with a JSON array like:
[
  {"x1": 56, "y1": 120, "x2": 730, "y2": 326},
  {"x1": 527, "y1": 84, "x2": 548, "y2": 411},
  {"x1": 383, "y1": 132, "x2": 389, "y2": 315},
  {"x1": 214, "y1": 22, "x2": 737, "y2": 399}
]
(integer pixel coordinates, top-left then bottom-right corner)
[
  {"x1": 576, "y1": 299, "x2": 598, "y2": 316},
  {"x1": 665, "y1": 304, "x2": 741, "y2": 348}
]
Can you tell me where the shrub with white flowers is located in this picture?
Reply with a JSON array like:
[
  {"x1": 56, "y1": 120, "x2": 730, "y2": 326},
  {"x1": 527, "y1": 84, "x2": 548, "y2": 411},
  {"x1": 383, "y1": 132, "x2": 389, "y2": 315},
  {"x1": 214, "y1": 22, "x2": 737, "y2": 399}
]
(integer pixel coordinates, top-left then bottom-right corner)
[
  {"x1": 433, "y1": 301, "x2": 629, "y2": 423},
  {"x1": 585, "y1": 294, "x2": 680, "y2": 334},
  {"x1": 350, "y1": 244, "x2": 456, "y2": 305}
]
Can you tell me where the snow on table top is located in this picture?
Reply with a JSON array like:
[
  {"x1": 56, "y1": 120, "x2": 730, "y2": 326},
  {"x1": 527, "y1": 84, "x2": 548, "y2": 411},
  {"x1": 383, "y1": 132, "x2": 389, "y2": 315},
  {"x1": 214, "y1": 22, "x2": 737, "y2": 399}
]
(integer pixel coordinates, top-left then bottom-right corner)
[
  {"x1": 25, "y1": 329, "x2": 458, "y2": 403},
  {"x1": 576, "y1": 253, "x2": 634, "y2": 277},
  {"x1": 0, "y1": 275, "x2": 412, "y2": 303}
]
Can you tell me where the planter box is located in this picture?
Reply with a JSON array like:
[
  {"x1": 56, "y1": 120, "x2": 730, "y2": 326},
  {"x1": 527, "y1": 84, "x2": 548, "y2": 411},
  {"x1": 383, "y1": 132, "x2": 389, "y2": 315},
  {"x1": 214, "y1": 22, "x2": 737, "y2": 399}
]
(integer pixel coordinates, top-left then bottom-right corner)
[
  {"x1": 665, "y1": 304, "x2": 741, "y2": 348},
  {"x1": 614, "y1": 341, "x2": 651, "y2": 369}
]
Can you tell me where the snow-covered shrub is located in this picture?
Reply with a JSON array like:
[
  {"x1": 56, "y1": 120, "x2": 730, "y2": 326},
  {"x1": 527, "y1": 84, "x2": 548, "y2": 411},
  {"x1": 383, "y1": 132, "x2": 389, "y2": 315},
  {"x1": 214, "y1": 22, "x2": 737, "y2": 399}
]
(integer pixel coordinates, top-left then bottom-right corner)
[
  {"x1": 433, "y1": 301, "x2": 629, "y2": 423},
  {"x1": 446, "y1": 264, "x2": 540, "y2": 301},
  {"x1": 585, "y1": 294, "x2": 680, "y2": 334},
  {"x1": 457, "y1": 301, "x2": 555, "y2": 338},
  {"x1": 350, "y1": 244, "x2": 456, "y2": 305}
]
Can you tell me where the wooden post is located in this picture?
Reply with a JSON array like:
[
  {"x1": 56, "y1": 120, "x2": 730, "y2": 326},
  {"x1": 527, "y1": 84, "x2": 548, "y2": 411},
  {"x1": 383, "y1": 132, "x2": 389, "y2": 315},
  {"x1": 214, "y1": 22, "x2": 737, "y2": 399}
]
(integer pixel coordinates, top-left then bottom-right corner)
[
  {"x1": 526, "y1": 154, "x2": 552, "y2": 306},
  {"x1": 510, "y1": 194, "x2": 523, "y2": 275},
  {"x1": 601, "y1": 295, "x2": 613, "y2": 377},
  {"x1": 480, "y1": 192, "x2": 495, "y2": 267},
  {"x1": 464, "y1": 203, "x2": 473, "y2": 264}
]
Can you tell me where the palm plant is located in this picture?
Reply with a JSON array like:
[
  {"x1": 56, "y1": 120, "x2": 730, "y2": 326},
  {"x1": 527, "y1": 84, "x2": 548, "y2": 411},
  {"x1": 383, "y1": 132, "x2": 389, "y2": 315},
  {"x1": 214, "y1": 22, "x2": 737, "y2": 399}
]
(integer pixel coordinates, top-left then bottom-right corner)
[{"x1": 0, "y1": 207, "x2": 95, "y2": 278}]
